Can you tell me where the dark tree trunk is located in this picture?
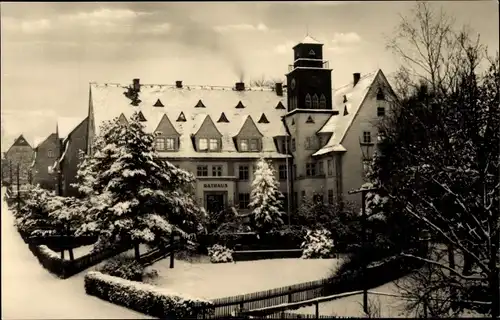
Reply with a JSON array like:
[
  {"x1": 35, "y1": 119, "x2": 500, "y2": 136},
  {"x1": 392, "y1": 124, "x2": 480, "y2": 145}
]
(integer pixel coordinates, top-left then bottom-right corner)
[{"x1": 60, "y1": 250, "x2": 65, "y2": 260}]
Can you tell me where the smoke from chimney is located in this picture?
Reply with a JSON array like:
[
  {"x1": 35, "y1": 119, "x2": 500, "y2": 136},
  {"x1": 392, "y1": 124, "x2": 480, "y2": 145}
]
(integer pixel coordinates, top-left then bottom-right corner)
[{"x1": 171, "y1": 19, "x2": 246, "y2": 82}]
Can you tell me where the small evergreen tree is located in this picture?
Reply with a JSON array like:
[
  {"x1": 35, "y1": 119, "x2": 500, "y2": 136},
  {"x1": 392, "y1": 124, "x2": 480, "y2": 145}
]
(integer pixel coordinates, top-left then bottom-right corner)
[
  {"x1": 74, "y1": 112, "x2": 206, "y2": 259},
  {"x1": 249, "y1": 157, "x2": 284, "y2": 234}
]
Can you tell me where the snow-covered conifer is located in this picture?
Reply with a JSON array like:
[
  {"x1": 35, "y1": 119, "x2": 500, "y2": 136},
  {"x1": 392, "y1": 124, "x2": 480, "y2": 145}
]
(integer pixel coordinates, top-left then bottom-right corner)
[
  {"x1": 74, "y1": 112, "x2": 206, "y2": 257},
  {"x1": 248, "y1": 157, "x2": 284, "y2": 233}
]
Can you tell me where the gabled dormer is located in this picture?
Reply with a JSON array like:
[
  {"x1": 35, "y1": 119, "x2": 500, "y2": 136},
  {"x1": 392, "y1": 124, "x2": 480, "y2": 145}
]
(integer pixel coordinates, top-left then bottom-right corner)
[
  {"x1": 193, "y1": 115, "x2": 223, "y2": 152},
  {"x1": 154, "y1": 114, "x2": 180, "y2": 152},
  {"x1": 195, "y1": 100, "x2": 206, "y2": 108},
  {"x1": 234, "y1": 115, "x2": 264, "y2": 152}
]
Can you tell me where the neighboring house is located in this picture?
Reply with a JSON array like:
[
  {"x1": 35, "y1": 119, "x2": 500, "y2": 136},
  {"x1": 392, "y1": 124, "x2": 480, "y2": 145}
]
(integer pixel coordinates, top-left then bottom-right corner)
[
  {"x1": 31, "y1": 132, "x2": 60, "y2": 190},
  {"x1": 3, "y1": 135, "x2": 35, "y2": 185},
  {"x1": 73, "y1": 35, "x2": 395, "y2": 212}
]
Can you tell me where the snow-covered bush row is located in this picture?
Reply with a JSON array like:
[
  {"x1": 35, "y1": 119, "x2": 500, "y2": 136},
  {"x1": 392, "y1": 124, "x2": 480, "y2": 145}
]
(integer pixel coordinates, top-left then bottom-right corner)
[
  {"x1": 207, "y1": 244, "x2": 234, "y2": 263},
  {"x1": 28, "y1": 244, "x2": 68, "y2": 278},
  {"x1": 84, "y1": 271, "x2": 214, "y2": 318},
  {"x1": 97, "y1": 255, "x2": 157, "y2": 282},
  {"x1": 301, "y1": 229, "x2": 335, "y2": 259}
]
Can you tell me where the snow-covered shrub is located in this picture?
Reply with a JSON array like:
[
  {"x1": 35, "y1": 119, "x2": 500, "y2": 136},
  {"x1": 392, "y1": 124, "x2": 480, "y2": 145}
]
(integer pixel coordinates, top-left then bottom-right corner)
[
  {"x1": 28, "y1": 244, "x2": 67, "y2": 278},
  {"x1": 14, "y1": 184, "x2": 56, "y2": 237},
  {"x1": 301, "y1": 229, "x2": 335, "y2": 259},
  {"x1": 84, "y1": 271, "x2": 214, "y2": 318},
  {"x1": 207, "y1": 244, "x2": 233, "y2": 263},
  {"x1": 249, "y1": 157, "x2": 285, "y2": 233},
  {"x1": 97, "y1": 255, "x2": 154, "y2": 282}
]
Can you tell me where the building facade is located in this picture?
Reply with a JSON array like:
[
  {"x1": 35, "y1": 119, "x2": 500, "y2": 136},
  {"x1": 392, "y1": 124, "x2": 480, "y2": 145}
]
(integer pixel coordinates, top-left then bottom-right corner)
[
  {"x1": 31, "y1": 133, "x2": 60, "y2": 190},
  {"x1": 59, "y1": 36, "x2": 395, "y2": 211},
  {"x1": 3, "y1": 135, "x2": 35, "y2": 185}
]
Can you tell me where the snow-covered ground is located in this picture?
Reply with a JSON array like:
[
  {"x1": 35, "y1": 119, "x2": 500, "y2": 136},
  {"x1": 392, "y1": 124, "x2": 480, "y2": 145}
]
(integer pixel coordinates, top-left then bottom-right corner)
[
  {"x1": 292, "y1": 281, "x2": 413, "y2": 317},
  {"x1": 146, "y1": 255, "x2": 343, "y2": 299},
  {"x1": 1, "y1": 188, "x2": 153, "y2": 319}
]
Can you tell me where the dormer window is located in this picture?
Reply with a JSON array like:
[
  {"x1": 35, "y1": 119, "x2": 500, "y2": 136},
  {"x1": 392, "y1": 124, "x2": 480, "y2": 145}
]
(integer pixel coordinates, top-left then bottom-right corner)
[
  {"x1": 239, "y1": 138, "x2": 260, "y2": 152},
  {"x1": 199, "y1": 138, "x2": 208, "y2": 151},
  {"x1": 209, "y1": 138, "x2": 219, "y2": 151},
  {"x1": 195, "y1": 100, "x2": 206, "y2": 108},
  {"x1": 137, "y1": 111, "x2": 147, "y2": 122},
  {"x1": 177, "y1": 112, "x2": 186, "y2": 122},
  {"x1": 320, "y1": 94, "x2": 326, "y2": 108},
  {"x1": 305, "y1": 94, "x2": 312, "y2": 108},
  {"x1": 257, "y1": 113, "x2": 269, "y2": 124},
  {"x1": 312, "y1": 94, "x2": 319, "y2": 108}
]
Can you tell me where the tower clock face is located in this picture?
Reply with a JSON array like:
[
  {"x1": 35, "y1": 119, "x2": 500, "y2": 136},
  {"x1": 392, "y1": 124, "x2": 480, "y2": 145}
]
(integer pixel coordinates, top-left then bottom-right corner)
[{"x1": 291, "y1": 78, "x2": 296, "y2": 90}]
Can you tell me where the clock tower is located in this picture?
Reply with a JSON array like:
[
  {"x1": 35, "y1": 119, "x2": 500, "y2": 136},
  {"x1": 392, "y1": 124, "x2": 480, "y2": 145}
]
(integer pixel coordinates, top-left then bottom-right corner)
[{"x1": 286, "y1": 35, "x2": 333, "y2": 111}]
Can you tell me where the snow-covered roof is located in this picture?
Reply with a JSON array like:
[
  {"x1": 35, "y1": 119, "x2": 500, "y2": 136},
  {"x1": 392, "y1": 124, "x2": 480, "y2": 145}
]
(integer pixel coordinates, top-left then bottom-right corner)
[
  {"x1": 33, "y1": 136, "x2": 48, "y2": 149},
  {"x1": 58, "y1": 117, "x2": 84, "y2": 140},
  {"x1": 90, "y1": 83, "x2": 290, "y2": 159},
  {"x1": 300, "y1": 35, "x2": 321, "y2": 45},
  {"x1": 314, "y1": 70, "x2": 380, "y2": 156}
]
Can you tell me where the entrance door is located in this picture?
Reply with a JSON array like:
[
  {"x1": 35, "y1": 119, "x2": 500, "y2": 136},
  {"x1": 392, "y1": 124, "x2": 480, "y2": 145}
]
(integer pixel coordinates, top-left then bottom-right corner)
[{"x1": 206, "y1": 193, "x2": 224, "y2": 214}]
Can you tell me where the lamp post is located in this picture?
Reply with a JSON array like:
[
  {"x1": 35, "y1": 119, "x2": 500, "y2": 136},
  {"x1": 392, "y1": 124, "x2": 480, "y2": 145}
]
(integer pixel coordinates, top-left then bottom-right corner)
[
  {"x1": 348, "y1": 185, "x2": 378, "y2": 315},
  {"x1": 348, "y1": 137, "x2": 377, "y2": 314}
]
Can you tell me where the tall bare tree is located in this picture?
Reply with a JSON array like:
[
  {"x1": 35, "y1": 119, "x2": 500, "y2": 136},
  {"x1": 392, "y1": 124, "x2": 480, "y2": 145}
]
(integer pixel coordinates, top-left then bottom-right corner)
[{"x1": 249, "y1": 74, "x2": 284, "y2": 89}]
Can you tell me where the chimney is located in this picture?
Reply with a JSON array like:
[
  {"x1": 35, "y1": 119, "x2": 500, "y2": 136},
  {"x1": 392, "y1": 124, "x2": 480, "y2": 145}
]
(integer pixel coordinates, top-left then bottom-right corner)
[
  {"x1": 235, "y1": 82, "x2": 245, "y2": 91},
  {"x1": 353, "y1": 73, "x2": 361, "y2": 87},
  {"x1": 133, "y1": 78, "x2": 141, "y2": 92},
  {"x1": 176, "y1": 81, "x2": 183, "y2": 88},
  {"x1": 275, "y1": 82, "x2": 283, "y2": 96}
]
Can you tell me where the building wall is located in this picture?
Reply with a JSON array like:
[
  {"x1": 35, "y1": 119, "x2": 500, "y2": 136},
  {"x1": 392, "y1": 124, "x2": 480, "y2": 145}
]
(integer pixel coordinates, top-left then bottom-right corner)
[
  {"x1": 340, "y1": 73, "x2": 390, "y2": 205},
  {"x1": 61, "y1": 118, "x2": 88, "y2": 197},
  {"x1": 32, "y1": 133, "x2": 60, "y2": 190},
  {"x1": 167, "y1": 157, "x2": 290, "y2": 212},
  {"x1": 285, "y1": 111, "x2": 333, "y2": 206},
  {"x1": 5, "y1": 145, "x2": 34, "y2": 185}
]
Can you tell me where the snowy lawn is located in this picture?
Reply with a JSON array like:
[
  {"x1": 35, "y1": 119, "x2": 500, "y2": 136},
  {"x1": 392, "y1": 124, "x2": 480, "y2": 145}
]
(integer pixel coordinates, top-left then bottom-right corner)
[
  {"x1": 145, "y1": 256, "x2": 343, "y2": 299},
  {"x1": 1, "y1": 188, "x2": 153, "y2": 319}
]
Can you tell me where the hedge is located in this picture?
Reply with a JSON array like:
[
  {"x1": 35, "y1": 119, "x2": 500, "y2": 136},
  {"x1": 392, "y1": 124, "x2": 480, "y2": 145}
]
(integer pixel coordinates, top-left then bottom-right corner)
[
  {"x1": 84, "y1": 271, "x2": 214, "y2": 319},
  {"x1": 28, "y1": 243, "x2": 131, "y2": 279}
]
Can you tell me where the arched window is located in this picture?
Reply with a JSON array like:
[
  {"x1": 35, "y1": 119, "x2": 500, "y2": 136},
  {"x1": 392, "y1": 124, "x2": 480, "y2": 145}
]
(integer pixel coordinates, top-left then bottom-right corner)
[
  {"x1": 305, "y1": 94, "x2": 312, "y2": 108},
  {"x1": 312, "y1": 94, "x2": 319, "y2": 108},
  {"x1": 320, "y1": 94, "x2": 326, "y2": 108}
]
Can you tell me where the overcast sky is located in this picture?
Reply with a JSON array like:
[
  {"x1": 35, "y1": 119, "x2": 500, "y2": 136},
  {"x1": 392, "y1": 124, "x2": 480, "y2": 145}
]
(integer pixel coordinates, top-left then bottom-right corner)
[{"x1": 1, "y1": 1, "x2": 498, "y2": 151}]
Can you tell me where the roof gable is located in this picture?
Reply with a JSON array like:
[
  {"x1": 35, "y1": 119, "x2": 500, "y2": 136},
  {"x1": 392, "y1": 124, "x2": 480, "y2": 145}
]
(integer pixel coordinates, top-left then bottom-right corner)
[
  {"x1": 12, "y1": 135, "x2": 31, "y2": 148},
  {"x1": 155, "y1": 114, "x2": 180, "y2": 136},
  {"x1": 236, "y1": 115, "x2": 263, "y2": 138},
  {"x1": 194, "y1": 115, "x2": 222, "y2": 138}
]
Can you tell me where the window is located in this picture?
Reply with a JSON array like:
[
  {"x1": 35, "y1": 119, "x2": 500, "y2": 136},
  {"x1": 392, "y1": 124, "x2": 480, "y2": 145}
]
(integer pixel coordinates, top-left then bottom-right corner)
[
  {"x1": 377, "y1": 107, "x2": 385, "y2": 117},
  {"x1": 306, "y1": 163, "x2": 316, "y2": 176},
  {"x1": 291, "y1": 138, "x2": 296, "y2": 152},
  {"x1": 199, "y1": 138, "x2": 208, "y2": 151},
  {"x1": 320, "y1": 94, "x2": 326, "y2": 108},
  {"x1": 238, "y1": 193, "x2": 250, "y2": 209},
  {"x1": 47, "y1": 149, "x2": 54, "y2": 158},
  {"x1": 363, "y1": 131, "x2": 372, "y2": 144},
  {"x1": 209, "y1": 138, "x2": 219, "y2": 151},
  {"x1": 312, "y1": 94, "x2": 319, "y2": 108},
  {"x1": 280, "y1": 139, "x2": 287, "y2": 153},
  {"x1": 376, "y1": 88, "x2": 385, "y2": 100},
  {"x1": 166, "y1": 138, "x2": 175, "y2": 150},
  {"x1": 197, "y1": 165, "x2": 208, "y2": 176},
  {"x1": 328, "y1": 190, "x2": 334, "y2": 204},
  {"x1": 212, "y1": 165, "x2": 222, "y2": 176},
  {"x1": 279, "y1": 165, "x2": 287, "y2": 180},
  {"x1": 250, "y1": 139, "x2": 259, "y2": 151},
  {"x1": 327, "y1": 160, "x2": 333, "y2": 175},
  {"x1": 239, "y1": 165, "x2": 249, "y2": 180},
  {"x1": 155, "y1": 138, "x2": 165, "y2": 150},
  {"x1": 318, "y1": 161, "x2": 324, "y2": 175},
  {"x1": 240, "y1": 139, "x2": 248, "y2": 151},
  {"x1": 292, "y1": 165, "x2": 297, "y2": 180},
  {"x1": 313, "y1": 193, "x2": 324, "y2": 203},
  {"x1": 305, "y1": 94, "x2": 312, "y2": 108}
]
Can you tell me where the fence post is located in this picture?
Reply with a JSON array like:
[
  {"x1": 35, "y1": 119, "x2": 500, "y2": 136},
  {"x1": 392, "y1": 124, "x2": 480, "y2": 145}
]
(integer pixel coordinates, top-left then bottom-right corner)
[
  {"x1": 169, "y1": 232, "x2": 175, "y2": 269},
  {"x1": 315, "y1": 300, "x2": 319, "y2": 319},
  {"x1": 288, "y1": 287, "x2": 292, "y2": 303}
]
